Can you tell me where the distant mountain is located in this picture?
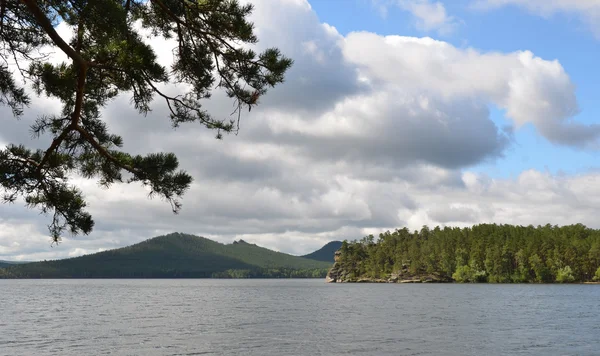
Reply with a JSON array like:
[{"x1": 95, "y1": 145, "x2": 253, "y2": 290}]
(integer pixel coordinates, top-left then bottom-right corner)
[
  {"x1": 0, "y1": 233, "x2": 332, "y2": 278},
  {"x1": 0, "y1": 260, "x2": 29, "y2": 268},
  {"x1": 302, "y1": 241, "x2": 343, "y2": 263}
]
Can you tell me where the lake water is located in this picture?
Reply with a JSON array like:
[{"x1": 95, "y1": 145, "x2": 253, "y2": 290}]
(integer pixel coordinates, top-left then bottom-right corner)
[{"x1": 1, "y1": 279, "x2": 599, "y2": 355}]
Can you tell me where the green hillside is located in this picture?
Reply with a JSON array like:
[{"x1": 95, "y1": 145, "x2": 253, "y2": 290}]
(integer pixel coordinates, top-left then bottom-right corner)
[
  {"x1": 301, "y1": 241, "x2": 342, "y2": 262},
  {"x1": 0, "y1": 260, "x2": 29, "y2": 268},
  {"x1": 0, "y1": 233, "x2": 332, "y2": 278}
]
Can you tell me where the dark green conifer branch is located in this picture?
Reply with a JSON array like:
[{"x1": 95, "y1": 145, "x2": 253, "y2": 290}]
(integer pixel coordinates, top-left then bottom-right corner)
[{"x1": 0, "y1": 0, "x2": 292, "y2": 242}]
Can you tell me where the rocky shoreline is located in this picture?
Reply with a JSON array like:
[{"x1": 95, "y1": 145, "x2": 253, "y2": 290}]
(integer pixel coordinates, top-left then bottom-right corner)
[
  {"x1": 325, "y1": 252, "x2": 452, "y2": 283},
  {"x1": 326, "y1": 262, "x2": 600, "y2": 284},
  {"x1": 325, "y1": 250, "x2": 600, "y2": 284}
]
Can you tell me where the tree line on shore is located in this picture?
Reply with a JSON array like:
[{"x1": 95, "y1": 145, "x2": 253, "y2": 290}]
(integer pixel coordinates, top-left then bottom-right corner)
[
  {"x1": 337, "y1": 223, "x2": 600, "y2": 283},
  {"x1": 211, "y1": 268, "x2": 328, "y2": 279}
]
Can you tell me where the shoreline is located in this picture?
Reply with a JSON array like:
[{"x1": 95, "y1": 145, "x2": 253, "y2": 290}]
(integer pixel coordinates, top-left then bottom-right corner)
[{"x1": 327, "y1": 277, "x2": 600, "y2": 285}]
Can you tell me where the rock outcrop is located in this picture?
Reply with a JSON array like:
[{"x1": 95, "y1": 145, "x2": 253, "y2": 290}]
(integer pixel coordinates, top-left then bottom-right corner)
[
  {"x1": 325, "y1": 258, "x2": 345, "y2": 283},
  {"x1": 326, "y1": 251, "x2": 452, "y2": 283}
]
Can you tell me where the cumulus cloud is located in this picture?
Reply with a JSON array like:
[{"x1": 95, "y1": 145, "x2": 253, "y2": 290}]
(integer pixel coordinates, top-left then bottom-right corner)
[
  {"x1": 0, "y1": 0, "x2": 598, "y2": 260},
  {"x1": 473, "y1": 0, "x2": 600, "y2": 37},
  {"x1": 245, "y1": 0, "x2": 367, "y2": 114},
  {"x1": 342, "y1": 33, "x2": 591, "y2": 147}
]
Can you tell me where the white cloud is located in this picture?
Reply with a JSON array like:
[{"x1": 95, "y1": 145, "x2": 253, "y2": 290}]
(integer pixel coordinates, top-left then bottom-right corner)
[
  {"x1": 342, "y1": 33, "x2": 590, "y2": 147},
  {"x1": 398, "y1": 0, "x2": 460, "y2": 34},
  {"x1": 1, "y1": 0, "x2": 598, "y2": 260},
  {"x1": 375, "y1": 0, "x2": 460, "y2": 35},
  {"x1": 473, "y1": 0, "x2": 600, "y2": 37}
]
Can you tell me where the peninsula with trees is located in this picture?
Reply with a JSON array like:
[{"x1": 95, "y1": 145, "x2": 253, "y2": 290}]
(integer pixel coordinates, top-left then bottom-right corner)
[{"x1": 327, "y1": 223, "x2": 600, "y2": 284}]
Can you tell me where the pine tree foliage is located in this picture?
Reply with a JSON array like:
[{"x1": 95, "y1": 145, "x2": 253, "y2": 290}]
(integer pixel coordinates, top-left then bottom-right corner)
[
  {"x1": 338, "y1": 224, "x2": 600, "y2": 283},
  {"x1": 0, "y1": 0, "x2": 292, "y2": 242}
]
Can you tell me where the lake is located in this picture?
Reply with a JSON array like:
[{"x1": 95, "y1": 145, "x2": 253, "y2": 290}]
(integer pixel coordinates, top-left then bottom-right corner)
[{"x1": 1, "y1": 279, "x2": 599, "y2": 355}]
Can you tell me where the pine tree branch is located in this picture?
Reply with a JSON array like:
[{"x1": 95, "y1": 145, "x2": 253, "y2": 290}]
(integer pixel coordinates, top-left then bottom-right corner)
[
  {"x1": 150, "y1": 0, "x2": 252, "y2": 60},
  {"x1": 21, "y1": 0, "x2": 90, "y2": 175},
  {"x1": 141, "y1": 75, "x2": 218, "y2": 127},
  {"x1": 35, "y1": 65, "x2": 86, "y2": 175},
  {"x1": 88, "y1": 61, "x2": 224, "y2": 128},
  {"x1": 74, "y1": 125, "x2": 139, "y2": 175},
  {"x1": 19, "y1": 0, "x2": 85, "y2": 65},
  {"x1": 1, "y1": 0, "x2": 290, "y2": 241}
]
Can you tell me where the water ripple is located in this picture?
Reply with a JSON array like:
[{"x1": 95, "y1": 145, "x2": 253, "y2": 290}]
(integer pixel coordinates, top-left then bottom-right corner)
[{"x1": 1, "y1": 280, "x2": 600, "y2": 356}]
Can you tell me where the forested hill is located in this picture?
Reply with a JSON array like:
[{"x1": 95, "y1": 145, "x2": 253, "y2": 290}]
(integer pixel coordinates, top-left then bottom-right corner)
[
  {"x1": 334, "y1": 224, "x2": 600, "y2": 283},
  {"x1": 0, "y1": 260, "x2": 28, "y2": 269},
  {"x1": 0, "y1": 233, "x2": 331, "y2": 278},
  {"x1": 301, "y1": 241, "x2": 342, "y2": 262}
]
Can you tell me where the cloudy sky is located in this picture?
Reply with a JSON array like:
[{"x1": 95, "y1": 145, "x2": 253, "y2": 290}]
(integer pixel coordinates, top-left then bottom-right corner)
[{"x1": 3, "y1": 0, "x2": 600, "y2": 260}]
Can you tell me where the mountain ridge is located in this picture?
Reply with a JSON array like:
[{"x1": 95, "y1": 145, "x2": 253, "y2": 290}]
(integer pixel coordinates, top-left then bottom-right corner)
[
  {"x1": 0, "y1": 233, "x2": 334, "y2": 278},
  {"x1": 301, "y1": 241, "x2": 342, "y2": 262},
  {"x1": 0, "y1": 260, "x2": 29, "y2": 268}
]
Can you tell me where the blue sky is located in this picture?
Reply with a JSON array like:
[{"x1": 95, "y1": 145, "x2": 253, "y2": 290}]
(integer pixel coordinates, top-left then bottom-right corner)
[{"x1": 310, "y1": 0, "x2": 600, "y2": 178}]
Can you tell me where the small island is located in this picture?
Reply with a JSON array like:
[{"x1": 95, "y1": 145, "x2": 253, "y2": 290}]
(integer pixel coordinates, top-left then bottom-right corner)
[{"x1": 326, "y1": 223, "x2": 600, "y2": 284}]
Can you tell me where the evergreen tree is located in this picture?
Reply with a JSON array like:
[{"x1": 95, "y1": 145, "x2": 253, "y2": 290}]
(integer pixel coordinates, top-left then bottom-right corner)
[
  {"x1": 337, "y1": 224, "x2": 600, "y2": 283},
  {"x1": 0, "y1": 0, "x2": 292, "y2": 242}
]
